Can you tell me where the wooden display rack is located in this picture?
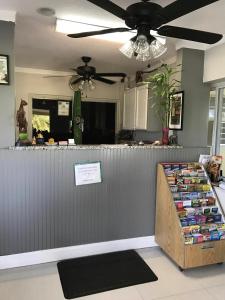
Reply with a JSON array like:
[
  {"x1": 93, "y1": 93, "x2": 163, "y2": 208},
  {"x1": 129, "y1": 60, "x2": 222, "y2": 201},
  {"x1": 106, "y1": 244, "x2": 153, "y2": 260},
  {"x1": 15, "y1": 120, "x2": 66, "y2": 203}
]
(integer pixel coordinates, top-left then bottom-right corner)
[{"x1": 155, "y1": 163, "x2": 225, "y2": 270}]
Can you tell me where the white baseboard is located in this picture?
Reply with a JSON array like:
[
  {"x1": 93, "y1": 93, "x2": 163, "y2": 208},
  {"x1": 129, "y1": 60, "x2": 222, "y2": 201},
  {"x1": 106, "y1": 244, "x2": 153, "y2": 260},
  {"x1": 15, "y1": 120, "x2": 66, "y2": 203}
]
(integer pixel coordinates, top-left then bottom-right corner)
[{"x1": 0, "y1": 236, "x2": 157, "y2": 270}]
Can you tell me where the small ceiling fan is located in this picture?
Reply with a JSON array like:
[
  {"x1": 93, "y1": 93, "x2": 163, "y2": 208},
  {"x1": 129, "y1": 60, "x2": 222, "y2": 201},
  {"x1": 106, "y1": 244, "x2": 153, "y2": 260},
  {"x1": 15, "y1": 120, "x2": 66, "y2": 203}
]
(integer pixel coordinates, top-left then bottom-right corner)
[
  {"x1": 44, "y1": 56, "x2": 126, "y2": 90},
  {"x1": 68, "y1": 0, "x2": 222, "y2": 61},
  {"x1": 69, "y1": 56, "x2": 126, "y2": 90}
]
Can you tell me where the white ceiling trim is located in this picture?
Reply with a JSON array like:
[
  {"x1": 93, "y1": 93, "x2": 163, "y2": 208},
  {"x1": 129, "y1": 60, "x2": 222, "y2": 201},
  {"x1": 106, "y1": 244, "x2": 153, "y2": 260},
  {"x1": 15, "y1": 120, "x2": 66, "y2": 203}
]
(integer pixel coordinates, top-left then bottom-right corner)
[
  {"x1": 15, "y1": 67, "x2": 74, "y2": 76},
  {"x1": 0, "y1": 10, "x2": 16, "y2": 22}
]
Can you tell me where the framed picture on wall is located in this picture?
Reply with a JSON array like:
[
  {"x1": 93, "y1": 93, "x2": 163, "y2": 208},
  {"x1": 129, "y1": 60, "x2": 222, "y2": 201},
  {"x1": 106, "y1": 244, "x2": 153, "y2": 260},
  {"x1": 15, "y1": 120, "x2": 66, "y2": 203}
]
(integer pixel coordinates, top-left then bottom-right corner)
[
  {"x1": 0, "y1": 55, "x2": 9, "y2": 85},
  {"x1": 169, "y1": 91, "x2": 184, "y2": 130}
]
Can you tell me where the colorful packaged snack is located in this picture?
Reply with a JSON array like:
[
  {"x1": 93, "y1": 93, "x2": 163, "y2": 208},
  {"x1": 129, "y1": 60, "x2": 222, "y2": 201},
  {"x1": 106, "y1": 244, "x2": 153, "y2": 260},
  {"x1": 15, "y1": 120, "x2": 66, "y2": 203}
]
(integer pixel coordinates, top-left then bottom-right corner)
[
  {"x1": 183, "y1": 200, "x2": 192, "y2": 208},
  {"x1": 202, "y1": 184, "x2": 211, "y2": 192},
  {"x1": 183, "y1": 178, "x2": 192, "y2": 184},
  {"x1": 180, "y1": 218, "x2": 189, "y2": 227},
  {"x1": 190, "y1": 171, "x2": 198, "y2": 177},
  {"x1": 194, "y1": 207, "x2": 203, "y2": 215},
  {"x1": 192, "y1": 199, "x2": 201, "y2": 207},
  {"x1": 178, "y1": 185, "x2": 188, "y2": 192},
  {"x1": 184, "y1": 235, "x2": 194, "y2": 244},
  {"x1": 206, "y1": 192, "x2": 214, "y2": 198},
  {"x1": 163, "y1": 164, "x2": 171, "y2": 171},
  {"x1": 188, "y1": 163, "x2": 196, "y2": 170},
  {"x1": 188, "y1": 217, "x2": 197, "y2": 226},
  {"x1": 176, "y1": 178, "x2": 184, "y2": 185},
  {"x1": 210, "y1": 231, "x2": 220, "y2": 241},
  {"x1": 171, "y1": 164, "x2": 180, "y2": 171},
  {"x1": 180, "y1": 164, "x2": 188, "y2": 170},
  {"x1": 203, "y1": 207, "x2": 211, "y2": 215},
  {"x1": 173, "y1": 192, "x2": 181, "y2": 200},
  {"x1": 183, "y1": 226, "x2": 191, "y2": 235},
  {"x1": 200, "y1": 199, "x2": 208, "y2": 206},
  {"x1": 206, "y1": 215, "x2": 214, "y2": 223},
  {"x1": 203, "y1": 233, "x2": 211, "y2": 241},
  {"x1": 208, "y1": 224, "x2": 218, "y2": 232},
  {"x1": 170, "y1": 185, "x2": 178, "y2": 192},
  {"x1": 219, "y1": 232, "x2": 225, "y2": 239},
  {"x1": 207, "y1": 197, "x2": 216, "y2": 206},
  {"x1": 192, "y1": 233, "x2": 204, "y2": 244},
  {"x1": 213, "y1": 214, "x2": 222, "y2": 222},
  {"x1": 211, "y1": 207, "x2": 219, "y2": 214},
  {"x1": 175, "y1": 201, "x2": 183, "y2": 210},
  {"x1": 187, "y1": 185, "x2": 195, "y2": 192},
  {"x1": 185, "y1": 208, "x2": 196, "y2": 216},
  {"x1": 216, "y1": 223, "x2": 225, "y2": 231},
  {"x1": 167, "y1": 177, "x2": 176, "y2": 185},
  {"x1": 181, "y1": 170, "x2": 191, "y2": 176},
  {"x1": 201, "y1": 224, "x2": 210, "y2": 234},
  {"x1": 190, "y1": 225, "x2": 200, "y2": 233},
  {"x1": 177, "y1": 209, "x2": 187, "y2": 218}
]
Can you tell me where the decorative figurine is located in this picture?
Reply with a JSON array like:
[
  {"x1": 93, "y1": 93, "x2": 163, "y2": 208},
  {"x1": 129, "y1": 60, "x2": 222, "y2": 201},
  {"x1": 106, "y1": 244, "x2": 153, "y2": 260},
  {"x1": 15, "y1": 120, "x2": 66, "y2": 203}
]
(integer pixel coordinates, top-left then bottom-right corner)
[{"x1": 16, "y1": 99, "x2": 31, "y2": 146}]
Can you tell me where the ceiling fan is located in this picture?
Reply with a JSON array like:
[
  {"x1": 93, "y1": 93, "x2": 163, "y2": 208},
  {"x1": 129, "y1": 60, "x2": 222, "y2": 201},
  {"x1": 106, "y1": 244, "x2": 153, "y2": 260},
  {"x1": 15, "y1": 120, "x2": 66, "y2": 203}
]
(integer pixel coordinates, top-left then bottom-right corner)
[
  {"x1": 45, "y1": 56, "x2": 126, "y2": 90},
  {"x1": 69, "y1": 56, "x2": 126, "y2": 90},
  {"x1": 68, "y1": 0, "x2": 223, "y2": 61}
]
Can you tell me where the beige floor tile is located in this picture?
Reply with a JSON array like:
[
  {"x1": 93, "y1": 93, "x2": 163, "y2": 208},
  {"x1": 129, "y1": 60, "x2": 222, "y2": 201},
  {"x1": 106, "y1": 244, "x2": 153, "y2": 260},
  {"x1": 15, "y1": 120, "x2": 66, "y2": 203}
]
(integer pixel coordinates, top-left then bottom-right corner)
[
  {"x1": 159, "y1": 289, "x2": 214, "y2": 300},
  {"x1": 0, "y1": 272, "x2": 64, "y2": 300},
  {"x1": 136, "y1": 256, "x2": 202, "y2": 300},
  {"x1": 206, "y1": 284, "x2": 225, "y2": 300},
  {"x1": 184, "y1": 262, "x2": 225, "y2": 288},
  {"x1": 76, "y1": 286, "x2": 143, "y2": 300}
]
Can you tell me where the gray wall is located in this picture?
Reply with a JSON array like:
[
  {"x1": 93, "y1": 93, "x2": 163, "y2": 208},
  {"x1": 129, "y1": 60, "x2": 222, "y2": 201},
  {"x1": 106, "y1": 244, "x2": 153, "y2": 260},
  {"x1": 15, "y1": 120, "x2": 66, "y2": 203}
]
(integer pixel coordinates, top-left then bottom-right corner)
[
  {"x1": 0, "y1": 147, "x2": 208, "y2": 256},
  {"x1": 0, "y1": 21, "x2": 15, "y2": 148},
  {"x1": 177, "y1": 48, "x2": 210, "y2": 147}
]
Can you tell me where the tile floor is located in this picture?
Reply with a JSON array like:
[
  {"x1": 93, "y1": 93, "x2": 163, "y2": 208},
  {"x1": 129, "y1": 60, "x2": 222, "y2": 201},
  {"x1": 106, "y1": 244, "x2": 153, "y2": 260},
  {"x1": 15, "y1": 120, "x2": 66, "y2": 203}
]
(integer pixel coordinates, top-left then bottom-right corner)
[{"x1": 0, "y1": 247, "x2": 225, "y2": 300}]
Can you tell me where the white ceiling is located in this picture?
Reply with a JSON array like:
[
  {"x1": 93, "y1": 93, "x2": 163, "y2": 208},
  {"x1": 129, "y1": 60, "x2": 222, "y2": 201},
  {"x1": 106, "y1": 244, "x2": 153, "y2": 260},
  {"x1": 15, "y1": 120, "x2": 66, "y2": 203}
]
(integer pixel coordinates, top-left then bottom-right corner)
[{"x1": 0, "y1": 0, "x2": 225, "y2": 74}]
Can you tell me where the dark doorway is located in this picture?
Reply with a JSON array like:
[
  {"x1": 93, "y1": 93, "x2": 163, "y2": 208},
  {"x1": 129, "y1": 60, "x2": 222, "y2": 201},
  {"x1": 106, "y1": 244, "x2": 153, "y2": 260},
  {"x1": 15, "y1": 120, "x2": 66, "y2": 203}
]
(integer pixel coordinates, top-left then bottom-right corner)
[
  {"x1": 81, "y1": 101, "x2": 116, "y2": 144},
  {"x1": 32, "y1": 98, "x2": 73, "y2": 142}
]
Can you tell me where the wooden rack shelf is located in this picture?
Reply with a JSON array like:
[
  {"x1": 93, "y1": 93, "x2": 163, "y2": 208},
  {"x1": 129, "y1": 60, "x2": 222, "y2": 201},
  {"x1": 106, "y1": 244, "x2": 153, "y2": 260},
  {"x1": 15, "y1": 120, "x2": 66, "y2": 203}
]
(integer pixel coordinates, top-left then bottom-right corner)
[{"x1": 155, "y1": 163, "x2": 225, "y2": 270}]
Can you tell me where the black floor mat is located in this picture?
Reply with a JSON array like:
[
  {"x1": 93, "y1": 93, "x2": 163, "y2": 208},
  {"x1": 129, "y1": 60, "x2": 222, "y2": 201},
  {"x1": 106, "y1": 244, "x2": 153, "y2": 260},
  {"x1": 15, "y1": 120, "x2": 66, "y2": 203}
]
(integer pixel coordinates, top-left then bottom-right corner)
[{"x1": 57, "y1": 250, "x2": 158, "y2": 299}]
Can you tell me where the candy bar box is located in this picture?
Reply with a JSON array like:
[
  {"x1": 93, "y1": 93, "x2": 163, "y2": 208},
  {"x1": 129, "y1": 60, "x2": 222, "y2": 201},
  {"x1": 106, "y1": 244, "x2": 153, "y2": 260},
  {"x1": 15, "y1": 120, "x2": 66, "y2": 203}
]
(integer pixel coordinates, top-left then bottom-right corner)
[
  {"x1": 163, "y1": 162, "x2": 225, "y2": 245},
  {"x1": 156, "y1": 162, "x2": 225, "y2": 270}
]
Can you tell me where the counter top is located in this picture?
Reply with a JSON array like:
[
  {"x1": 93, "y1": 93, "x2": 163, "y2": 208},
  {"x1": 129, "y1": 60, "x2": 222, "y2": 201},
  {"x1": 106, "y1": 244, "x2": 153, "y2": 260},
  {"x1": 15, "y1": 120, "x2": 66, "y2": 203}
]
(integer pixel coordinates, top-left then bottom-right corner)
[{"x1": 8, "y1": 144, "x2": 183, "y2": 150}]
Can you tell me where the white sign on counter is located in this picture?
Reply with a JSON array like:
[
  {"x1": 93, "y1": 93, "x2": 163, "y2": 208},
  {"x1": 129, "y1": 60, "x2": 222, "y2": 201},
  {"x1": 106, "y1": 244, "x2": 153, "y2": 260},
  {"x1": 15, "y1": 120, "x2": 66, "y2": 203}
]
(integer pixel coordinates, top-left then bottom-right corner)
[{"x1": 74, "y1": 162, "x2": 102, "y2": 186}]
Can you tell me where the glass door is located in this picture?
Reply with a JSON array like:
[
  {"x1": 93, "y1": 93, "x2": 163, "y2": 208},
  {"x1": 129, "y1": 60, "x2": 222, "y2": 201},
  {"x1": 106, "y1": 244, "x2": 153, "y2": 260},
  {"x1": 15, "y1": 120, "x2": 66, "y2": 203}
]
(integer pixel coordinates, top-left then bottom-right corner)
[
  {"x1": 216, "y1": 88, "x2": 225, "y2": 175},
  {"x1": 209, "y1": 87, "x2": 225, "y2": 175}
]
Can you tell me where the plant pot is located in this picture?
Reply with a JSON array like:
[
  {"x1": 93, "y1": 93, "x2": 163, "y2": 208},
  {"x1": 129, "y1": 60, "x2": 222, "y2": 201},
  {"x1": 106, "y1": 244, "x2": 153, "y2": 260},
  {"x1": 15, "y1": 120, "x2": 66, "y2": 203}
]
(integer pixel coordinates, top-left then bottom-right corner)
[{"x1": 162, "y1": 127, "x2": 169, "y2": 145}]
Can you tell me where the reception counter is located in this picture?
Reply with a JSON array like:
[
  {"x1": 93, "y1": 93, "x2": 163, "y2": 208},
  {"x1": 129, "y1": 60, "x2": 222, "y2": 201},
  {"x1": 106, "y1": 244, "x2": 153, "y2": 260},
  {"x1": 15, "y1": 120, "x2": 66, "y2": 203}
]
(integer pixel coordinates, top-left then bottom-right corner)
[{"x1": 0, "y1": 145, "x2": 209, "y2": 258}]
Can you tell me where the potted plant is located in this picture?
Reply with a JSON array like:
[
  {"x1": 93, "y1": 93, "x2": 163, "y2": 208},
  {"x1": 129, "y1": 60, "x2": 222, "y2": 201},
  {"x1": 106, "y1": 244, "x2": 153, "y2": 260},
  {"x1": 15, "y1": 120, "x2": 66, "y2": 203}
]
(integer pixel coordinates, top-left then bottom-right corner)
[{"x1": 146, "y1": 64, "x2": 181, "y2": 145}]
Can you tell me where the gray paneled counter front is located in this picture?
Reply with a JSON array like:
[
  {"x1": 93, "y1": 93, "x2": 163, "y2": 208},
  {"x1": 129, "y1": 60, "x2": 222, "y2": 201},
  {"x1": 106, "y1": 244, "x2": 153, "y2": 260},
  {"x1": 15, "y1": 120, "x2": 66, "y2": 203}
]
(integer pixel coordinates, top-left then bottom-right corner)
[{"x1": 0, "y1": 146, "x2": 209, "y2": 255}]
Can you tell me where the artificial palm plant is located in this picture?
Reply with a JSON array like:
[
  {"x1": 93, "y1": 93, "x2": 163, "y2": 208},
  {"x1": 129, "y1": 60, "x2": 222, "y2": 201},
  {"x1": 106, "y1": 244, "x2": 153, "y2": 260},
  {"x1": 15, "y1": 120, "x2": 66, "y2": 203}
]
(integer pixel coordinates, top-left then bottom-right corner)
[{"x1": 147, "y1": 64, "x2": 181, "y2": 128}]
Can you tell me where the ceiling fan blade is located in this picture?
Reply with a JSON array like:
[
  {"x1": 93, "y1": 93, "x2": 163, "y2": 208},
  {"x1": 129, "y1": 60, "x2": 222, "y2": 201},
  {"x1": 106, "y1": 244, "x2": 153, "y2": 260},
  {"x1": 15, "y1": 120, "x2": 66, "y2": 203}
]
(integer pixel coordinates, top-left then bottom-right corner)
[
  {"x1": 68, "y1": 27, "x2": 129, "y2": 38},
  {"x1": 43, "y1": 75, "x2": 72, "y2": 78},
  {"x1": 86, "y1": 0, "x2": 127, "y2": 20},
  {"x1": 96, "y1": 72, "x2": 126, "y2": 77},
  {"x1": 93, "y1": 75, "x2": 116, "y2": 84},
  {"x1": 156, "y1": 0, "x2": 219, "y2": 25},
  {"x1": 70, "y1": 77, "x2": 83, "y2": 85},
  {"x1": 158, "y1": 25, "x2": 223, "y2": 44}
]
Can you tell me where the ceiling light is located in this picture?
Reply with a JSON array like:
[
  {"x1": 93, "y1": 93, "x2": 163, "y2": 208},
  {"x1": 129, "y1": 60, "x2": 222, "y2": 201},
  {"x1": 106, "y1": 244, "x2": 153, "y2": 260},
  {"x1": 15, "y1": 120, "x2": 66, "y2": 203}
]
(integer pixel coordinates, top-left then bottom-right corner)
[
  {"x1": 120, "y1": 34, "x2": 167, "y2": 62},
  {"x1": 78, "y1": 79, "x2": 96, "y2": 91},
  {"x1": 37, "y1": 7, "x2": 55, "y2": 17}
]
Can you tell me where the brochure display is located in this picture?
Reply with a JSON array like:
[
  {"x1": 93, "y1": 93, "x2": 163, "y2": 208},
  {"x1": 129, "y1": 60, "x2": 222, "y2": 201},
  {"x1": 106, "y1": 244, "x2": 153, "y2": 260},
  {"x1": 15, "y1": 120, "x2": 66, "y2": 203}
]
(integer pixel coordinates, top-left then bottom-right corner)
[{"x1": 155, "y1": 163, "x2": 225, "y2": 270}]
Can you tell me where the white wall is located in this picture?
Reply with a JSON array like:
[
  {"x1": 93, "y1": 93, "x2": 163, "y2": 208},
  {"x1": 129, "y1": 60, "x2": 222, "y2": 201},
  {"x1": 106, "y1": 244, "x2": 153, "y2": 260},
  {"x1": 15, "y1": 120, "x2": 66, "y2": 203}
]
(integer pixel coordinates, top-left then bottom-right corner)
[
  {"x1": 204, "y1": 42, "x2": 225, "y2": 83},
  {"x1": 15, "y1": 69, "x2": 124, "y2": 139}
]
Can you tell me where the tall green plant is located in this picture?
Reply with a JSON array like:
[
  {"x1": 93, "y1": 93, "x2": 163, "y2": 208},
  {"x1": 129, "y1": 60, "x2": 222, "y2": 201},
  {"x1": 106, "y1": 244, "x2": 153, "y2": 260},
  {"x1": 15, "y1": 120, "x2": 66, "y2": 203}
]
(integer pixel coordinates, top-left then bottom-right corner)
[{"x1": 146, "y1": 64, "x2": 181, "y2": 128}]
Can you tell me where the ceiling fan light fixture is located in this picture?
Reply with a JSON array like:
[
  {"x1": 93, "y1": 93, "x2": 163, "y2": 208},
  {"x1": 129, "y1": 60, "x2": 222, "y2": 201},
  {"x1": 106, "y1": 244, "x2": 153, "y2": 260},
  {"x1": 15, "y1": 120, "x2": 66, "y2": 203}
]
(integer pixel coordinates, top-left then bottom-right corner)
[
  {"x1": 88, "y1": 79, "x2": 96, "y2": 90},
  {"x1": 149, "y1": 39, "x2": 167, "y2": 59},
  {"x1": 119, "y1": 40, "x2": 135, "y2": 58},
  {"x1": 120, "y1": 33, "x2": 167, "y2": 61},
  {"x1": 78, "y1": 80, "x2": 85, "y2": 90}
]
